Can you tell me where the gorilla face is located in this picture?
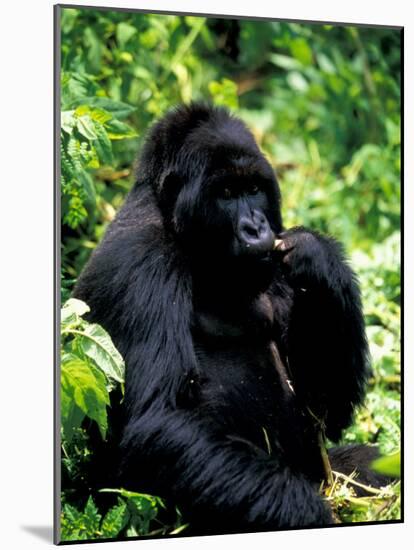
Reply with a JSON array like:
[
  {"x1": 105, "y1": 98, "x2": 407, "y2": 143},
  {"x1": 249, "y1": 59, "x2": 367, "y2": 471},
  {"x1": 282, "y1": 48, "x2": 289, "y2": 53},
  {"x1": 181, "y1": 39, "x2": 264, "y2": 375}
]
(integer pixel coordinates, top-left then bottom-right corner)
[
  {"x1": 213, "y1": 174, "x2": 276, "y2": 258},
  {"x1": 170, "y1": 149, "x2": 281, "y2": 268}
]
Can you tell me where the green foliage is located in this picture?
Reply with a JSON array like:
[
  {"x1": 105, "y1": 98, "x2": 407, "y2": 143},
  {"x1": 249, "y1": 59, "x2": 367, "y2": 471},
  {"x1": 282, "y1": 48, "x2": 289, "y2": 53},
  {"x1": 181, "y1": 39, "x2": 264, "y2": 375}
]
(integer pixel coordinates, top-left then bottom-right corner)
[
  {"x1": 60, "y1": 5, "x2": 401, "y2": 538},
  {"x1": 342, "y1": 234, "x2": 400, "y2": 459},
  {"x1": 61, "y1": 489, "x2": 182, "y2": 541},
  {"x1": 209, "y1": 78, "x2": 239, "y2": 109},
  {"x1": 328, "y1": 476, "x2": 400, "y2": 523},
  {"x1": 60, "y1": 298, "x2": 125, "y2": 442},
  {"x1": 61, "y1": 74, "x2": 137, "y2": 229},
  {"x1": 372, "y1": 451, "x2": 401, "y2": 478},
  {"x1": 61, "y1": 496, "x2": 128, "y2": 540},
  {"x1": 60, "y1": 300, "x2": 180, "y2": 540},
  {"x1": 99, "y1": 489, "x2": 184, "y2": 537},
  {"x1": 61, "y1": 352, "x2": 109, "y2": 442}
]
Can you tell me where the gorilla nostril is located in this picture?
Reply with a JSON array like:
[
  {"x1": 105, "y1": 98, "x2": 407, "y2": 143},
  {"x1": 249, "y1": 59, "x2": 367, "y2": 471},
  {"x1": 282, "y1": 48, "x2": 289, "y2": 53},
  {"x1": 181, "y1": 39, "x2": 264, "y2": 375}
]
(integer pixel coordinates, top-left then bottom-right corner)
[
  {"x1": 239, "y1": 218, "x2": 255, "y2": 238},
  {"x1": 242, "y1": 224, "x2": 259, "y2": 239}
]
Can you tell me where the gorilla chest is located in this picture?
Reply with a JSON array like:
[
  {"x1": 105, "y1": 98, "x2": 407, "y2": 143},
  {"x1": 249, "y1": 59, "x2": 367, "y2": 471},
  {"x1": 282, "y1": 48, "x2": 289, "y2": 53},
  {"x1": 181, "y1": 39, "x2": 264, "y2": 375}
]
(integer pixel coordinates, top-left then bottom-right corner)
[
  {"x1": 190, "y1": 306, "x2": 314, "y2": 459},
  {"x1": 194, "y1": 340, "x2": 291, "y2": 422}
]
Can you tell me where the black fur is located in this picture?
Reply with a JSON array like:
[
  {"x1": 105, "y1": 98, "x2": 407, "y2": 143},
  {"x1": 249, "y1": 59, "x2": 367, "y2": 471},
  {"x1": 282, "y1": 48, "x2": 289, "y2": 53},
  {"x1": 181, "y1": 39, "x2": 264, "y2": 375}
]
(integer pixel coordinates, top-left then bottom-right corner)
[{"x1": 74, "y1": 103, "x2": 378, "y2": 534}]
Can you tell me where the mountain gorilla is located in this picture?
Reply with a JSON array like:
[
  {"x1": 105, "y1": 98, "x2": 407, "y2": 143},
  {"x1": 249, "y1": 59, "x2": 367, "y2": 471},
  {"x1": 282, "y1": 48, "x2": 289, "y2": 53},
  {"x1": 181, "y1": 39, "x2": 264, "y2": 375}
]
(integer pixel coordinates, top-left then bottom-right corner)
[{"x1": 74, "y1": 103, "x2": 384, "y2": 534}]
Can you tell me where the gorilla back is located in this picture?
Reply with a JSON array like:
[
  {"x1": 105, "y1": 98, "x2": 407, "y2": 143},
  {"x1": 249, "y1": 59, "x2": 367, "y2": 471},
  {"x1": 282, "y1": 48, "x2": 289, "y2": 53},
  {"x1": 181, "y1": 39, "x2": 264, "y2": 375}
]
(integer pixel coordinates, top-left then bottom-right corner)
[{"x1": 74, "y1": 103, "x2": 372, "y2": 534}]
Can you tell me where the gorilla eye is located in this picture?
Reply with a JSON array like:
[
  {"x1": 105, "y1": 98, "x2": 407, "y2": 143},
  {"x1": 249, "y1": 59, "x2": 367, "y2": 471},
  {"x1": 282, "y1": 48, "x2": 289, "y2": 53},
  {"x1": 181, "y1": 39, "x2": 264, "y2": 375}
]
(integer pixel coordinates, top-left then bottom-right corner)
[
  {"x1": 222, "y1": 187, "x2": 232, "y2": 199},
  {"x1": 248, "y1": 184, "x2": 260, "y2": 195}
]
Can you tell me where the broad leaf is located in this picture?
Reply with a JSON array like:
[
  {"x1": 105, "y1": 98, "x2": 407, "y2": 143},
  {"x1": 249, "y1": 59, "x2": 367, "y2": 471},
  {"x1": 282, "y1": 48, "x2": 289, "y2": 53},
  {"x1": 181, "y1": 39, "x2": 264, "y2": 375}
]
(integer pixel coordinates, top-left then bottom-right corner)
[
  {"x1": 76, "y1": 115, "x2": 98, "y2": 140},
  {"x1": 61, "y1": 298, "x2": 90, "y2": 329},
  {"x1": 78, "y1": 323, "x2": 125, "y2": 384},
  {"x1": 61, "y1": 354, "x2": 109, "y2": 439},
  {"x1": 105, "y1": 119, "x2": 138, "y2": 140},
  {"x1": 69, "y1": 97, "x2": 136, "y2": 119},
  {"x1": 90, "y1": 108, "x2": 112, "y2": 125}
]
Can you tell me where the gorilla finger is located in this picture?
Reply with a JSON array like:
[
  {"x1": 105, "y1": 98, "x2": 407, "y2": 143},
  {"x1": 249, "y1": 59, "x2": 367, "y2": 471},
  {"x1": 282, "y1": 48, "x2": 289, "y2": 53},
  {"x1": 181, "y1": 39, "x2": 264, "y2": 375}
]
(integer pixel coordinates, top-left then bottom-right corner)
[{"x1": 273, "y1": 238, "x2": 295, "y2": 255}]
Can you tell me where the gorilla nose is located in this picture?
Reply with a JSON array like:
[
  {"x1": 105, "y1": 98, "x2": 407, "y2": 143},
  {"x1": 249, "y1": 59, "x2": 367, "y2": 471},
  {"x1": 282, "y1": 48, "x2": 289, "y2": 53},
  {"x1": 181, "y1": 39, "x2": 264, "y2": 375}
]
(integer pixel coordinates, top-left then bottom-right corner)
[{"x1": 238, "y1": 214, "x2": 274, "y2": 254}]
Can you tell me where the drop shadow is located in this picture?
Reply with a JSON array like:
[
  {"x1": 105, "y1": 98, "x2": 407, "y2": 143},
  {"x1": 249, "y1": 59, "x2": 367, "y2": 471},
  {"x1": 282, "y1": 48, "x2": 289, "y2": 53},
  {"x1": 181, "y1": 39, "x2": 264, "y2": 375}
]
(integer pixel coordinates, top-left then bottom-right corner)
[{"x1": 21, "y1": 525, "x2": 54, "y2": 543}]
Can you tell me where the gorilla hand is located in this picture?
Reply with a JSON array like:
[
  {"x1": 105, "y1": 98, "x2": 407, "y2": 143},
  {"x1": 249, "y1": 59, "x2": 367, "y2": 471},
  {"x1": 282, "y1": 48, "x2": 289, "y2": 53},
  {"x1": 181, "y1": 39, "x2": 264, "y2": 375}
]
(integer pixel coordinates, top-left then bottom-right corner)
[{"x1": 274, "y1": 227, "x2": 339, "y2": 290}]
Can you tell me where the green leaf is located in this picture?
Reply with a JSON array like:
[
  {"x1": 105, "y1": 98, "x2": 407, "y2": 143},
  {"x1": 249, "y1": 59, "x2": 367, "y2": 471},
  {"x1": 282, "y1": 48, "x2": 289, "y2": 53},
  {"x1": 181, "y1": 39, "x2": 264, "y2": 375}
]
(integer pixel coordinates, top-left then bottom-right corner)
[
  {"x1": 76, "y1": 169, "x2": 96, "y2": 205},
  {"x1": 70, "y1": 97, "x2": 136, "y2": 119},
  {"x1": 77, "y1": 323, "x2": 125, "y2": 384},
  {"x1": 116, "y1": 22, "x2": 137, "y2": 48},
  {"x1": 66, "y1": 136, "x2": 82, "y2": 167},
  {"x1": 61, "y1": 503, "x2": 84, "y2": 540},
  {"x1": 316, "y1": 52, "x2": 336, "y2": 74},
  {"x1": 74, "y1": 105, "x2": 91, "y2": 117},
  {"x1": 83, "y1": 496, "x2": 102, "y2": 534},
  {"x1": 62, "y1": 502, "x2": 82, "y2": 525},
  {"x1": 61, "y1": 395, "x2": 85, "y2": 443},
  {"x1": 371, "y1": 451, "x2": 401, "y2": 478},
  {"x1": 61, "y1": 7, "x2": 79, "y2": 34},
  {"x1": 105, "y1": 119, "x2": 138, "y2": 140},
  {"x1": 94, "y1": 121, "x2": 114, "y2": 165},
  {"x1": 61, "y1": 497, "x2": 103, "y2": 540},
  {"x1": 61, "y1": 354, "x2": 109, "y2": 439},
  {"x1": 65, "y1": 194, "x2": 88, "y2": 228},
  {"x1": 208, "y1": 78, "x2": 239, "y2": 109},
  {"x1": 287, "y1": 71, "x2": 309, "y2": 92},
  {"x1": 84, "y1": 27, "x2": 103, "y2": 73},
  {"x1": 101, "y1": 488, "x2": 161, "y2": 535},
  {"x1": 126, "y1": 525, "x2": 139, "y2": 537},
  {"x1": 290, "y1": 37, "x2": 313, "y2": 65},
  {"x1": 269, "y1": 53, "x2": 302, "y2": 70},
  {"x1": 61, "y1": 298, "x2": 90, "y2": 329},
  {"x1": 61, "y1": 110, "x2": 76, "y2": 134},
  {"x1": 61, "y1": 72, "x2": 98, "y2": 108},
  {"x1": 74, "y1": 105, "x2": 113, "y2": 125},
  {"x1": 90, "y1": 108, "x2": 113, "y2": 125},
  {"x1": 101, "y1": 499, "x2": 128, "y2": 537},
  {"x1": 76, "y1": 115, "x2": 98, "y2": 140}
]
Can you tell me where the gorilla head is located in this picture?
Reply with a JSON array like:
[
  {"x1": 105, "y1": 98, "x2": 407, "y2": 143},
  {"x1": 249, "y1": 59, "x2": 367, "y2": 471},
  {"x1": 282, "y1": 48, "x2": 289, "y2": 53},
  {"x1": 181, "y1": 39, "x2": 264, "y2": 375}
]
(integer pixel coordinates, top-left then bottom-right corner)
[{"x1": 134, "y1": 104, "x2": 282, "y2": 293}]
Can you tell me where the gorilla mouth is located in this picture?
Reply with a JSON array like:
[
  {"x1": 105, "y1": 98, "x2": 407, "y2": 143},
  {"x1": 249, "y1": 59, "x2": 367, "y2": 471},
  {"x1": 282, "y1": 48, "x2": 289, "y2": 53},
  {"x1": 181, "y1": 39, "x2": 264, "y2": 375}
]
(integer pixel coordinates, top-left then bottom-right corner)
[{"x1": 239, "y1": 240, "x2": 275, "y2": 260}]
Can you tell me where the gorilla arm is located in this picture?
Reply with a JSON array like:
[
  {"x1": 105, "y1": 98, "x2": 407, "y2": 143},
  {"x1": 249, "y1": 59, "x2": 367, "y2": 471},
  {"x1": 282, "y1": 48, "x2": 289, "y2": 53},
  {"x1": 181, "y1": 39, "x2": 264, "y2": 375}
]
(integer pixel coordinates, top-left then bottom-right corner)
[
  {"x1": 119, "y1": 383, "x2": 333, "y2": 533},
  {"x1": 274, "y1": 228, "x2": 369, "y2": 442}
]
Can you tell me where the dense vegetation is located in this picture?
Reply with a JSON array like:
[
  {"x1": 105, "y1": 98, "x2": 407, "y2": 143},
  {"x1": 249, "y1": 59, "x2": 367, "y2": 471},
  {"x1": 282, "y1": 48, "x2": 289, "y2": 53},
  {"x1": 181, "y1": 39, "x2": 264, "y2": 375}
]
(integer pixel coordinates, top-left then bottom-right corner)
[{"x1": 59, "y1": 6, "x2": 401, "y2": 541}]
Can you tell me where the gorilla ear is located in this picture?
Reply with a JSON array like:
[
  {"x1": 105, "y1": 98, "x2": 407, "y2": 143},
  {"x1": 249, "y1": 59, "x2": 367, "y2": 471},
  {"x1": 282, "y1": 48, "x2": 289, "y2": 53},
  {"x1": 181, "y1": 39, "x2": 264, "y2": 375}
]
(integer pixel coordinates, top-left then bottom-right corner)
[{"x1": 158, "y1": 171, "x2": 183, "y2": 218}]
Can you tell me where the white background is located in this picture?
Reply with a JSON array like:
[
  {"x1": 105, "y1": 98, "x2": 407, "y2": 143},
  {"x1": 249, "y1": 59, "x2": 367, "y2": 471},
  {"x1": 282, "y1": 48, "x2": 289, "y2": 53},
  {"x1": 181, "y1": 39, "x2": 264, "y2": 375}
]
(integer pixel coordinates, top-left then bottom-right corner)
[{"x1": 0, "y1": 0, "x2": 411, "y2": 548}]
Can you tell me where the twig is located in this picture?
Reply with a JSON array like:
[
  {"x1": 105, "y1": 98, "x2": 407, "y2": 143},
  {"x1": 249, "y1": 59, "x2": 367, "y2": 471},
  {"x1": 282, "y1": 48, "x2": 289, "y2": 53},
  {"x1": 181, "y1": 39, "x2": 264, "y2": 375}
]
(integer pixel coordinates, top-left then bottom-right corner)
[
  {"x1": 306, "y1": 406, "x2": 333, "y2": 488},
  {"x1": 318, "y1": 431, "x2": 334, "y2": 487},
  {"x1": 331, "y1": 470, "x2": 391, "y2": 495}
]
